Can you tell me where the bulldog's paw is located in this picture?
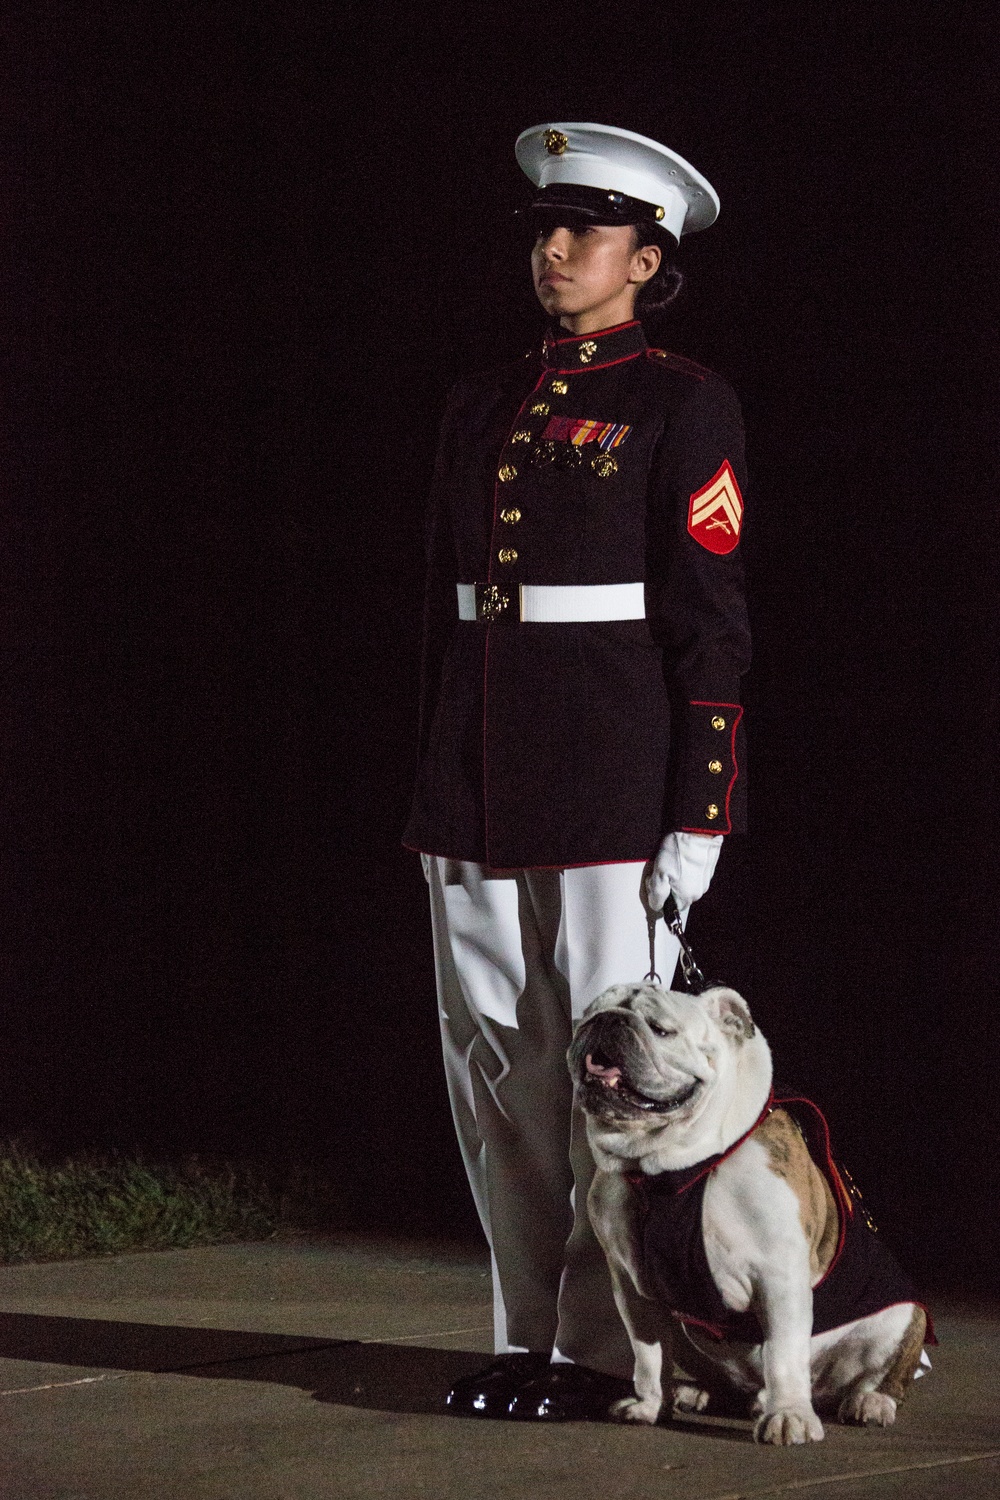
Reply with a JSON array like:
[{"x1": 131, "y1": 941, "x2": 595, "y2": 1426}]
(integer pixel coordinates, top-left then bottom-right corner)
[
  {"x1": 754, "y1": 1404, "x2": 825, "y2": 1445},
  {"x1": 838, "y1": 1389, "x2": 897, "y2": 1427},
  {"x1": 672, "y1": 1382, "x2": 711, "y2": 1413},
  {"x1": 609, "y1": 1394, "x2": 662, "y2": 1425}
]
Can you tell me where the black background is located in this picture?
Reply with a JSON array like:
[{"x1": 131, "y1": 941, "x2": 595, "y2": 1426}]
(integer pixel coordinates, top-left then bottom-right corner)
[{"x1": 5, "y1": 5, "x2": 998, "y2": 1289}]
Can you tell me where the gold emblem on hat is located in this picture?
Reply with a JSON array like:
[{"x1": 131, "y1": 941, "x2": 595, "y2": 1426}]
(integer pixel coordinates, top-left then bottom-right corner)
[
  {"x1": 591, "y1": 452, "x2": 618, "y2": 478},
  {"x1": 578, "y1": 341, "x2": 598, "y2": 364},
  {"x1": 543, "y1": 129, "x2": 568, "y2": 156},
  {"x1": 655, "y1": 206, "x2": 665, "y2": 221}
]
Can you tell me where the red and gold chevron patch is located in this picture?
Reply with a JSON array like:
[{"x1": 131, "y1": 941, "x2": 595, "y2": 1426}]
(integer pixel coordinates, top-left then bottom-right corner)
[{"x1": 687, "y1": 460, "x2": 743, "y2": 554}]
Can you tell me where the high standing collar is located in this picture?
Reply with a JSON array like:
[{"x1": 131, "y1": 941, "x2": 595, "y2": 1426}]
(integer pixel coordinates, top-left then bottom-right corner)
[{"x1": 541, "y1": 319, "x2": 648, "y2": 372}]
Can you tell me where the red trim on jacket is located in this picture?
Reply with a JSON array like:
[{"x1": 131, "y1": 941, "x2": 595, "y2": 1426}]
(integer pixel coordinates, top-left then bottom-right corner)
[
  {"x1": 483, "y1": 369, "x2": 559, "y2": 867},
  {"x1": 645, "y1": 348, "x2": 711, "y2": 381},
  {"x1": 546, "y1": 350, "x2": 647, "y2": 375},
  {"x1": 545, "y1": 319, "x2": 640, "y2": 346},
  {"x1": 723, "y1": 706, "x2": 743, "y2": 832},
  {"x1": 684, "y1": 701, "x2": 743, "y2": 836}
]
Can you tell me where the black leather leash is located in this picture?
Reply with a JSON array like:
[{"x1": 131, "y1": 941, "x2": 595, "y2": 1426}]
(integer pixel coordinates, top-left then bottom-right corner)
[{"x1": 645, "y1": 892, "x2": 709, "y2": 993}]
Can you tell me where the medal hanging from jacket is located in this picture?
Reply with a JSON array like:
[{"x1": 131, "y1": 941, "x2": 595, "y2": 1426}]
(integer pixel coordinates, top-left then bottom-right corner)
[{"x1": 645, "y1": 892, "x2": 709, "y2": 993}]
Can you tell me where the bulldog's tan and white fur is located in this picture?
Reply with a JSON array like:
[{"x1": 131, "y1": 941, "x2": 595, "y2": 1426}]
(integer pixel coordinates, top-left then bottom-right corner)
[{"x1": 568, "y1": 982, "x2": 927, "y2": 1445}]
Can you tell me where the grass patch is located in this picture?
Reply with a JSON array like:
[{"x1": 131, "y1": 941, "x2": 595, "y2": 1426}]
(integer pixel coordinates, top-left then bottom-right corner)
[{"x1": 0, "y1": 1145, "x2": 337, "y2": 1263}]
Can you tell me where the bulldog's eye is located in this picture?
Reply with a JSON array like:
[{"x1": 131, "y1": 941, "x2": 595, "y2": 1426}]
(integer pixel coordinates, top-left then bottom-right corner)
[{"x1": 647, "y1": 1021, "x2": 677, "y2": 1038}]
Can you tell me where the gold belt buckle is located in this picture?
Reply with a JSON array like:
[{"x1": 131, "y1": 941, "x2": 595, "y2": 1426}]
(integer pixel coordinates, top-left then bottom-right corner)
[{"x1": 475, "y1": 582, "x2": 514, "y2": 622}]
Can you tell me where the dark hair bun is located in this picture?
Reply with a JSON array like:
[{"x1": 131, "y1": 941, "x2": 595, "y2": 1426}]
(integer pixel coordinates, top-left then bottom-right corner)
[{"x1": 632, "y1": 220, "x2": 684, "y2": 317}]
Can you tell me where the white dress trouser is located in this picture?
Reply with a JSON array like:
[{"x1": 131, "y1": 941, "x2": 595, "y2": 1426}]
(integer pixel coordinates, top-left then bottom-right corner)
[{"x1": 427, "y1": 857, "x2": 681, "y2": 1377}]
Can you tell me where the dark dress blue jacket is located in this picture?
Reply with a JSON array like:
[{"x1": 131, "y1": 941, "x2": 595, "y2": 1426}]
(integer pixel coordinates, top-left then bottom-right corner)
[{"x1": 404, "y1": 318, "x2": 751, "y2": 869}]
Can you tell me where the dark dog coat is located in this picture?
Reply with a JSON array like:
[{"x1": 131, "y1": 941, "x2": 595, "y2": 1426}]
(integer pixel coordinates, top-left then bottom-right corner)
[{"x1": 625, "y1": 1092, "x2": 935, "y2": 1345}]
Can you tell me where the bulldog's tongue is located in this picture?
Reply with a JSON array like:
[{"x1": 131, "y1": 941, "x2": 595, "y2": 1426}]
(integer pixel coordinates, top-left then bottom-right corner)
[{"x1": 585, "y1": 1054, "x2": 622, "y2": 1088}]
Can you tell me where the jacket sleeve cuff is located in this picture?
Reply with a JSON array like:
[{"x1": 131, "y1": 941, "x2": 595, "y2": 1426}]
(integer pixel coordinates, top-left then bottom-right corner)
[{"x1": 671, "y1": 701, "x2": 745, "y2": 835}]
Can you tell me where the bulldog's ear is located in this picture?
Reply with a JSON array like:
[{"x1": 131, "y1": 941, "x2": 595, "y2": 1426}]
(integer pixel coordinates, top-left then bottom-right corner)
[{"x1": 700, "y1": 987, "x2": 756, "y2": 1042}]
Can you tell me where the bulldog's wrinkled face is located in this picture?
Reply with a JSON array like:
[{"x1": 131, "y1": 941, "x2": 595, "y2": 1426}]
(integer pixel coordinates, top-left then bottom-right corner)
[{"x1": 568, "y1": 981, "x2": 756, "y2": 1132}]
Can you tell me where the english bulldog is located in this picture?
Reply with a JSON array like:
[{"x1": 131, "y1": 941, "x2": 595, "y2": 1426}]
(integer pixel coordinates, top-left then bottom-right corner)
[{"x1": 568, "y1": 982, "x2": 931, "y2": 1445}]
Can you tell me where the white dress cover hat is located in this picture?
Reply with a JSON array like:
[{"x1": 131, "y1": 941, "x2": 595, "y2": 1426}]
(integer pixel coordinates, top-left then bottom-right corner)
[{"x1": 515, "y1": 122, "x2": 720, "y2": 244}]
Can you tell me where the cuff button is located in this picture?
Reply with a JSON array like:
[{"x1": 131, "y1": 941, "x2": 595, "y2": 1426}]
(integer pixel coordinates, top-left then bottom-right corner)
[{"x1": 706, "y1": 804, "x2": 720, "y2": 820}]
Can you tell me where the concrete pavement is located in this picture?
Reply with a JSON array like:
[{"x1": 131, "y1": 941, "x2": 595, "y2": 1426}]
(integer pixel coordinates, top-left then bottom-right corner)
[{"x1": 0, "y1": 1234, "x2": 997, "y2": 1499}]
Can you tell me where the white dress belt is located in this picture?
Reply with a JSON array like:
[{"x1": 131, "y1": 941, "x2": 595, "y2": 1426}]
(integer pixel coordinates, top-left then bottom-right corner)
[{"x1": 456, "y1": 581, "x2": 645, "y2": 623}]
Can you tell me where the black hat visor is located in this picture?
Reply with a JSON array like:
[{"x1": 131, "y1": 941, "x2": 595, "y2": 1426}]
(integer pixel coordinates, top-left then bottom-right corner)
[{"x1": 520, "y1": 183, "x2": 678, "y2": 243}]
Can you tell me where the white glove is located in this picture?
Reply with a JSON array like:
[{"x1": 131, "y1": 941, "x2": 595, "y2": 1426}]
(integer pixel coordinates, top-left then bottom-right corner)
[{"x1": 645, "y1": 831, "x2": 723, "y2": 913}]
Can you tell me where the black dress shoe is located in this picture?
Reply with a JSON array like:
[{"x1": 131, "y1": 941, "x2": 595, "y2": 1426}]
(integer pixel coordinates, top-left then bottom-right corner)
[
  {"x1": 445, "y1": 1352, "x2": 551, "y2": 1417},
  {"x1": 506, "y1": 1362, "x2": 634, "y2": 1421}
]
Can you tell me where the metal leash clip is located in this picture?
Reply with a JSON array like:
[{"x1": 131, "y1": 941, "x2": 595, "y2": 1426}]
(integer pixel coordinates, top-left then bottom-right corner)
[{"x1": 659, "y1": 892, "x2": 709, "y2": 993}]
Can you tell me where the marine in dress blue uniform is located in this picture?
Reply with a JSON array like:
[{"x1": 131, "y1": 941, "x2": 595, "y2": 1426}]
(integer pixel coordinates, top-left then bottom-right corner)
[{"x1": 405, "y1": 124, "x2": 751, "y2": 1420}]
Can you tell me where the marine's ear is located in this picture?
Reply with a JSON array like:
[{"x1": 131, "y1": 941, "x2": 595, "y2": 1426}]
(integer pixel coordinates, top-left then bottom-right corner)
[{"x1": 699, "y1": 986, "x2": 756, "y2": 1042}]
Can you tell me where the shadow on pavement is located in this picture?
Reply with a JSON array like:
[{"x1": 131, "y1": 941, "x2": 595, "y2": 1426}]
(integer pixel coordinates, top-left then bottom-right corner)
[
  {"x1": 0, "y1": 1313, "x2": 342, "y2": 1373},
  {"x1": 0, "y1": 1312, "x2": 481, "y2": 1419},
  {"x1": 0, "y1": 1313, "x2": 761, "y2": 1436}
]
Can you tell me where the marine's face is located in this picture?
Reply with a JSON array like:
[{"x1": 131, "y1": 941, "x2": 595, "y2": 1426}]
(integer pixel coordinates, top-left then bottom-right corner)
[{"x1": 531, "y1": 221, "x2": 660, "y2": 331}]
